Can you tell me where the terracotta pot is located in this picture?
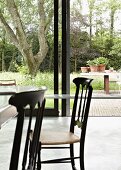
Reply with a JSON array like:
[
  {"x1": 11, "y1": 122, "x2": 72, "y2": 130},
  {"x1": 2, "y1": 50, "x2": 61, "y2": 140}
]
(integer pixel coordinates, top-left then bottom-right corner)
[
  {"x1": 81, "y1": 67, "x2": 89, "y2": 73},
  {"x1": 90, "y1": 66, "x2": 98, "y2": 72},
  {"x1": 98, "y1": 64, "x2": 105, "y2": 72}
]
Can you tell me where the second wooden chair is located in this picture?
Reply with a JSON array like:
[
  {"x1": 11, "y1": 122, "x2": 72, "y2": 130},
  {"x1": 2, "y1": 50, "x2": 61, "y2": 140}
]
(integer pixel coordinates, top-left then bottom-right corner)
[{"x1": 9, "y1": 89, "x2": 46, "y2": 170}]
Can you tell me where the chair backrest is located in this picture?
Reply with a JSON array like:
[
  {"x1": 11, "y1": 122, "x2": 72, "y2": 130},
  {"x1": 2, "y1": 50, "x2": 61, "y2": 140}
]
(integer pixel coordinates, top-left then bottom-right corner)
[
  {"x1": 70, "y1": 77, "x2": 93, "y2": 141},
  {"x1": 9, "y1": 89, "x2": 46, "y2": 170}
]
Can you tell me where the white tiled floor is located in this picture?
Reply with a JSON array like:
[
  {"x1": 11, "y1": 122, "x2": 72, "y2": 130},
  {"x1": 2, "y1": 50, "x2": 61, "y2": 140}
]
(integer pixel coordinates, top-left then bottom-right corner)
[{"x1": 1, "y1": 117, "x2": 121, "y2": 170}]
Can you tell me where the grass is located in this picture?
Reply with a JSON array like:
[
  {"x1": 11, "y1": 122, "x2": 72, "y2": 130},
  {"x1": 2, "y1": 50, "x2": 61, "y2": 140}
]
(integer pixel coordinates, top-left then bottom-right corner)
[
  {"x1": 0, "y1": 71, "x2": 119, "y2": 91},
  {"x1": 0, "y1": 72, "x2": 54, "y2": 94},
  {"x1": 0, "y1": 71, "x2": 120, "y2": 108}
]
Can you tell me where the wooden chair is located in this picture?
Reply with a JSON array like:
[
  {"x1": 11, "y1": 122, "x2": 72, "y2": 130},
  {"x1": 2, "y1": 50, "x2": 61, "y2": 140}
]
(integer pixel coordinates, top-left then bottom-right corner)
[
  {"x1": 9, "y1": 89, "x2": 46, "y2": 170},
  {"x1": 0, "y1": 79, "x2": 16, "y2": 86},
  {"x1": 37, "y1": 77, "x2": 93, "y2": 170},
  {"x1": 0, "y1": 79, "x2": 16, "y2": 95}
]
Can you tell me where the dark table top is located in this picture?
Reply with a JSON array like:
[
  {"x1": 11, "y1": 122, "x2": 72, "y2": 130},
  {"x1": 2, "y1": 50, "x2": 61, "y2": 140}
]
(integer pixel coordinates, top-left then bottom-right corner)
[{"x1": 0, "y1": 85, "x2": 38, "y2": 110}]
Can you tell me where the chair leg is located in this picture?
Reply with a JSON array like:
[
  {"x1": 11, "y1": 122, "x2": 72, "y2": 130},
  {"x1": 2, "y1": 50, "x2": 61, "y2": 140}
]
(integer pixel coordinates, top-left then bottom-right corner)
[
  {"x1": 37, "y1": 143, "x2": 41, "y2": 170},
  {"x1": 70, "y1": 144, "x2": 77, "y2": 170},
  {"x1": 80, "y1": 143, "x2": 85, "y2": 170}
]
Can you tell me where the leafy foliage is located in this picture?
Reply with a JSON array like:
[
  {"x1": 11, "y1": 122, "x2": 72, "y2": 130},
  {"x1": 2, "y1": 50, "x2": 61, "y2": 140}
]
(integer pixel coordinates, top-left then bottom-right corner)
[
  {"x1": 109, "y1": 38, "x2": 121, "y2": 70},
  {"x1": 0, "y1": 0, "x2": 121, "y2": 73}
]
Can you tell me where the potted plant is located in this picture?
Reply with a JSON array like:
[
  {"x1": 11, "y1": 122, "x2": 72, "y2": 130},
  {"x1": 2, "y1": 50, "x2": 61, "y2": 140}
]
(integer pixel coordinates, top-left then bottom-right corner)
[
  {"x1": 87, "y1": 59, "x2": 98, "y2": 72},
  {"x1": 80, "y1": 66, "x2": 89, "y2": 73},
  {"x1": 96, "y1": 57, "x2": 109, "y2": 72}
]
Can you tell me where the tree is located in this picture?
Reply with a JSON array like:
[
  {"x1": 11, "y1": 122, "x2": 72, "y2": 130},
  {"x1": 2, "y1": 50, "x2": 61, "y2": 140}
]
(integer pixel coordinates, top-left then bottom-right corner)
[
  {"x1": 0, "y1": 0, "x2": 53, "y2": 76},
  {"x1": 87, "y1": 0, "x2": 96, "y2": 49},
  {"x1": 92, "y1": 30, "x2": 111, "y2": 57},
  {"x1": 70, "y1": 0, "x2": 90, "y2": 72},
  {"x1": 109, "y1": 38, "x2": 121, "y2": 70},
  {"x1": 106, "y1": 0, "x2": 121, "y2": 38},
  {"x1": 99, "y1": 0, "x2": 121, "y2": 50},
  {"x1": 0, "y1": 29, "x2": 6, "y2": 71}
]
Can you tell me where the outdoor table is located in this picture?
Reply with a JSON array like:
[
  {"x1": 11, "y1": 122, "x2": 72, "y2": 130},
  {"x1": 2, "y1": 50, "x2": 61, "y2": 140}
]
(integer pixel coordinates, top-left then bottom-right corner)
[{"x1": 80, "y1": 72, "x2": 119, "y2": 94}]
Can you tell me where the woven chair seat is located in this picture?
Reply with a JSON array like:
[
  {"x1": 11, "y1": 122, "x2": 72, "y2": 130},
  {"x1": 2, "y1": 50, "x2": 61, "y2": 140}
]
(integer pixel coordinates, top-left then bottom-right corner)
[{"x1": 40, "y1": 130, "x2": 80, "y2": 145}]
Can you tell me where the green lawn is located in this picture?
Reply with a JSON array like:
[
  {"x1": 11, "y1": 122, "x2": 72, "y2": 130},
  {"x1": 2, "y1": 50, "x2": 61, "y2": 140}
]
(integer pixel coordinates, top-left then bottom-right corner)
[
  {"x1": 0, "y1": 71, "x2": 120, "y2": 108},
  {"x1": 0, "y1": 71, "x2": 119, "y2": 91}
]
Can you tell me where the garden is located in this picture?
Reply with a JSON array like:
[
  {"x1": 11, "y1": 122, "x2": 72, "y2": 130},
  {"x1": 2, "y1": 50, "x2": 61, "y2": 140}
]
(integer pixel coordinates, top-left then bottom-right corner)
[
  {"x1": 1, "y1": 0, "x2": 121, "y2": 75},
  {"x1": 0, "y1": 71, "x2": 119, "y2": 92},
  {"x1": 0, "y1": 71, "x2": 119, "y2": 109},
  {"x1": 0, "y1": 0, "x2": 121, "y2": 108}
]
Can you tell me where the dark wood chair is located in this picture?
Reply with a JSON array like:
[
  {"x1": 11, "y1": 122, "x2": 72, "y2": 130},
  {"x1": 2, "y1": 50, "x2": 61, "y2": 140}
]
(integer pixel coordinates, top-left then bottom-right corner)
[
  {"x1": 37, "y1": 77, "x2": 93, "y2": 170},
  {"x1": 9, "y1": 89, "x2": 46, "y2": 170}
]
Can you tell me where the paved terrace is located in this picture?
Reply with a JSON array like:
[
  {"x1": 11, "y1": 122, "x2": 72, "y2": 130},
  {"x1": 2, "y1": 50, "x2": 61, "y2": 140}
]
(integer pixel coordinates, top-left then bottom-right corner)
[
  {"x1": 90, "y1": 90, "x2": 121, "y2": 116},
  {"x1": 57, "y1": 90, "x2": 121, "y2": 117}
]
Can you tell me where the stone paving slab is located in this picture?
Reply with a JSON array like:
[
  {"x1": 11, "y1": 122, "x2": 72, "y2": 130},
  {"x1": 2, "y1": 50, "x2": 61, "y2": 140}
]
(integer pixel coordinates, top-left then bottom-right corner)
[
  {"x1": 89, "y1": 98, "x2": 121, "y2": 116},
  {"x1": 89, "y1": 90, "x2": 121, "y2": 116}
]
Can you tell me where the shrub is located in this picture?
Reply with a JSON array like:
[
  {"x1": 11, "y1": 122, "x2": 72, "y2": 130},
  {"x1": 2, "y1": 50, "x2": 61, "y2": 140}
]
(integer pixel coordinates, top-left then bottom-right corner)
[{"x1": 96, "y1": 57, "x2": 109, "y2": 65}]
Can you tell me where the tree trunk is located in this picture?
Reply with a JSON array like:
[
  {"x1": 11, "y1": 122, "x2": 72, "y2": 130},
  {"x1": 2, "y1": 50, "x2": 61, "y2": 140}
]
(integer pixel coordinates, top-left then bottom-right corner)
[
  {"x1": 88, "y1": 0, "x2": 96, "y2": 50},
  {"x1": 110, "y1": 8, "x2": 115, "y2": 39},
  {"x1": 1, "y1": 50, "x2": 6, "y2": 71},
  {"x1": 0, "y1": 0, "x2": 51, "y2": 76},
  {"x1": 1, "y1": 30, "x2": 6, "y2": 71}
]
